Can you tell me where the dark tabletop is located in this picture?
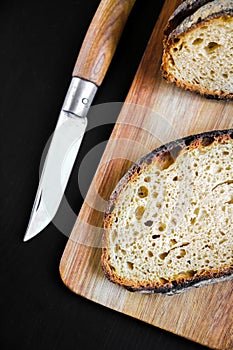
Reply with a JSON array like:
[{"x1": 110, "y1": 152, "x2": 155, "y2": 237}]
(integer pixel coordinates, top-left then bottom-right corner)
[{"x1": 1, "y1": 1, "x2": 208, "y2": 349}]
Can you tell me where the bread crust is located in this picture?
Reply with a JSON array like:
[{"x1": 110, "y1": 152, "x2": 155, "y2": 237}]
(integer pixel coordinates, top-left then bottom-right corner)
[
  {"x1": 101, "y1": 129, "x2": 233, "y2": 293},
  {"x1": 162, "y1": 0, "x2": 233, "y2": 99},
  {"x1": 167, "y1": 0, "x2": 233, "y2": 38},
  {"x1": 163, "y1": 0, "x2": 213, "y2": 43}
]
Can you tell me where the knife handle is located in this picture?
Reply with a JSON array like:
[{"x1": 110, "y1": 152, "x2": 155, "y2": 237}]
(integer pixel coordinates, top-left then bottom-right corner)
[{"x1": 72, "y1": 0, "x2": 136, "y2": 86}]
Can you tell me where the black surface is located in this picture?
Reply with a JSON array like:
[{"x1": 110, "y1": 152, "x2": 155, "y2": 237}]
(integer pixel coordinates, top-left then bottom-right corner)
[{"x1": 1, "y1": 1, "x2": 209, "y2": 349}]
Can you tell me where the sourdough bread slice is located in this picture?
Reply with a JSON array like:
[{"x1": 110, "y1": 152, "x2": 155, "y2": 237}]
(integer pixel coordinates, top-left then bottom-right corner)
[
  {"x1": 162, "y1": 0, "x2": 233, "y2": 99},
  {"x1": 101, "y1": 130, "x2": 233, "y2": 294}
]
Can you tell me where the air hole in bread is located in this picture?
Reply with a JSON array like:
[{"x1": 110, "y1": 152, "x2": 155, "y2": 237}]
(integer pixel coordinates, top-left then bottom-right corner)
[
  {"x1": 192, "y1": 38, "x2": 203, "y2": 45},
  {"x1": 135, "y1": 206, "x2": 145, "y2": 220},
  {"x1": 190, "y1": 217, "x2": 196, "y2": 225},
  {"x1": 144, "y1": 220, "x2": 153, "y2": 227},
  {"x1": 144, "y1": 176, "x2": 151, "y2": 183},
  {"x1": 177, "y1": 249, "x2": 186, "y2": 259},
  {"x1": 187, "y1": 270, "x2": 197, "y2": 277},
  {"x1": 137, "y1": 186, "x2": 148, "y2": 198},
  {"x1": 159, "y1": 277, "x2": 169, "y2": 283},
  {"x1": 205, "y1": 41, "x2": 221, "y2": 54},
  {"x1": 158, "y1": 223, "x2": 166, "y2": 232},
  {"x1": 179, "y1": 43, "x2": 183, "y2": 51},
  {"x1": 159, "y1": 252, "x2": 169, "y2": 260},
  {"x1": 152, "y1": 234, "x2": 160, "y2": 239},
  {"x1": 127, "y1": 262, "x2": 134, "y2": 270},
  {"x1": 170, "y1": 238, "x2": 177, "y2": 245}
]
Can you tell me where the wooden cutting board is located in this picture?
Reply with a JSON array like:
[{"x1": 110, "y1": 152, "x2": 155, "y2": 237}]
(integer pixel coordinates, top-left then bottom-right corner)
[{"x1": 60, "y1": 0, "x2": 233, "y2": 349}]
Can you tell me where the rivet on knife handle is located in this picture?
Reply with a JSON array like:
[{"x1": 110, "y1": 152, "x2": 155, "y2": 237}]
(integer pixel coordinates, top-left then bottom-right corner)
[{"x1": 24, "y1": 0, "x2": 135, "y2": 241}]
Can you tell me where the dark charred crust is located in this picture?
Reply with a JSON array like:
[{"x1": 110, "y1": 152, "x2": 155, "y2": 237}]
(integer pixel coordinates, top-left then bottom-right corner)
[
  {"x1": 158, "y1": 150, "x2": 175, "y2": 169},
  {"x1": 169, "y1": 144, "x2": 183, "y2": 159},
  {"x1": 204, "y1": 93, "x2": 224, "y2": 100},
  {"x1": 114, "y1": 267, "x2": 233, "y2": 294},
  {"x1": 107, "y1": 203, "x2": 115, "y2": 215},
  {"x1": 167, "y1": 7, "x2": 233, "y2": 43},
  {"x1": 105, "y1": 266, "x2": 233, "y2": 294},
  {"x1": 167, "y1": 84, "x2": 232, "y2": 100},
  {"x1": 102, "y1": 129, "x2": 233, "y2": 293},
  {"x1": 201, "y1": 136, "x2": 215, "y2": 146},
  {"x1": 184, "y1": 135, "x2": 196, "y2": 146},
  {"x1": 164, "y1": 0, "x2": 214, "y2": 41}
]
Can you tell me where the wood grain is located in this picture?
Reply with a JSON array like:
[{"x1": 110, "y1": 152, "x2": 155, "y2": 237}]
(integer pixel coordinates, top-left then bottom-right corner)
[
  {"x1": 73, "y1": 0, "x2": 136, "y2": 86},
  {"x1": 60, "y1": 0, "x2": 233, "y2": 349}
]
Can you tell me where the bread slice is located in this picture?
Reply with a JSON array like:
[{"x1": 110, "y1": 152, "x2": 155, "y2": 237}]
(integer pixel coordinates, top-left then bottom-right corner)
[
  {"x1": 101, "y1": 130, "x2": 233, "y2": 294},
  {"x1": 162, "y1": 0, "x2": 233, "y2": 99}
]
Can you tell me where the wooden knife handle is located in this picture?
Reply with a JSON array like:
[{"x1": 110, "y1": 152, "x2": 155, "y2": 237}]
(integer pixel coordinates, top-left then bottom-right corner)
[{"x1": 72, "y1": 0, "x2": 136, "y2": 86}]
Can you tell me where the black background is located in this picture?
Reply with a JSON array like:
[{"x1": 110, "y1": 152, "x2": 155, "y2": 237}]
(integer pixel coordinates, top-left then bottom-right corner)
[{"x1": 1, "y1": 1, "x2": 209, "y2": 349}]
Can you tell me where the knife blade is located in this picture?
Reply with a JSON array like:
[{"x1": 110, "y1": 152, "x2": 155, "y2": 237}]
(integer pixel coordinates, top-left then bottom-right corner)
[{"x1": 24, "y1": 0, "x2": 136, "y2": 241}]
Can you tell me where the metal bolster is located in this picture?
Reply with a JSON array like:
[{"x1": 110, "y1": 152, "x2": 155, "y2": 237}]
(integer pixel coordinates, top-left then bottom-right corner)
[{"x1": 62, "y1": 77, "x2": 98, "y2": 118}]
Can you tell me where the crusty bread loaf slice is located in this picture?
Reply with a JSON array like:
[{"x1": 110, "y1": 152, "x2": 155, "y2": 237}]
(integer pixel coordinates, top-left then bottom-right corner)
[
  {"x1": 101, "y1": 130, "x2": 233, "y2": 294},
  {"x1": 162, "y1": 0, "x2": 233, "y2": 99}
]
